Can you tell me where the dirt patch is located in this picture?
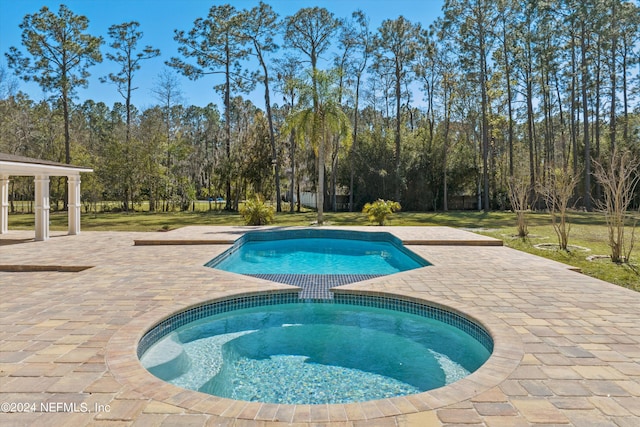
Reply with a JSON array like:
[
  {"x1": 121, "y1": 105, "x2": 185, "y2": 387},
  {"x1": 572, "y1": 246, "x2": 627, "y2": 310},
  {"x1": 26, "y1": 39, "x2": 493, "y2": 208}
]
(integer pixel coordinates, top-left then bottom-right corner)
[{"x1": 534, "y1": 243, "x2": 590, "y2": 252}]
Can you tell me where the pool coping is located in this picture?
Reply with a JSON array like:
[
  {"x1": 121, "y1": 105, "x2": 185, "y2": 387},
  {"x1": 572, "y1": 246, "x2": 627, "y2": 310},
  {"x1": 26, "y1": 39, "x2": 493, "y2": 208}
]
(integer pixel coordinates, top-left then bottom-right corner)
[
  {"x1": 133, "y1": 225, "x2": 504, "y2": 247},
  {"x1": 134, "y1": 238, "x2": 504, "y2": 246},
  {"x1": 106, "y1": 287, "x2": 523, "y2": 423},
  {"x1": 133, "y1": 238, "x2": 504, "y2": 246}
]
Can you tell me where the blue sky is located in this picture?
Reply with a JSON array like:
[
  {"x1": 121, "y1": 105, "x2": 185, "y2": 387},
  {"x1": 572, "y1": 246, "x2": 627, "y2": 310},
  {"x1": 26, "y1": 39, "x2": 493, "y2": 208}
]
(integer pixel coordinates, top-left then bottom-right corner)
[{"x1": 1, "y1": 0, "x2": 443, "y2": 109}]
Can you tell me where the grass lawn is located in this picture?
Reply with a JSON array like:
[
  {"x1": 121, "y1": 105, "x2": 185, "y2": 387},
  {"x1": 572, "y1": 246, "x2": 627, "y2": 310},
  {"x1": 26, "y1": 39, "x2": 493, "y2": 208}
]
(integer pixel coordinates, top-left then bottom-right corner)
[{"x1": 7, "y1": 208, "x2": 639, "y2": 291}]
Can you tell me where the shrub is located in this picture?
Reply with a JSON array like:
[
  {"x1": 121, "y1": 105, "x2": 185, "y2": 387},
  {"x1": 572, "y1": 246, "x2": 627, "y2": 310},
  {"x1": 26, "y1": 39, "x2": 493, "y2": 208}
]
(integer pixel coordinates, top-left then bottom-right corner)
[
  {"x1": 240, "y1": 196, "x2": 275, "y2": 226},
  {"x1": 507, "y1": 174, "x2": 530, "y2": 238},
  {"x1": 593, "y1": 149, "x2": 640, "y2": 263},
  {"x1": 537, "y1": 167, "x2": 580, "y2": 251},
  {"x1": 363, "y1": 199, "x2": 401, "y2": 226}
]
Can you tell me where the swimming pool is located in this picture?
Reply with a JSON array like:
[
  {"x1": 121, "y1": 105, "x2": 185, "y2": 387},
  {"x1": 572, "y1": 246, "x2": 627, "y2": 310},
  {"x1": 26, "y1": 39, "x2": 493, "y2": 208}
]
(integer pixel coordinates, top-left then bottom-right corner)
[
  {"x1": 205, "y1": 229, "x2": 429, "y2": 276},
  {"x1": 139, "y1": 293, "x2": 493, "y2": 405}
]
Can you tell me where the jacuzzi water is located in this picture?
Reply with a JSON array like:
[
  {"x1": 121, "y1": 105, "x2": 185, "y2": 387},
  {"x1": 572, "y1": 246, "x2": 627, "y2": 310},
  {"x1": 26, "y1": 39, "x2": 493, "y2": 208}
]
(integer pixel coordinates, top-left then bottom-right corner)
[
  {"x1": 140, "y1": 302, "x2": 491, "y2": 404},
  {"x1": 206, "y1": 231, "x2": 429, "y2": 275}
]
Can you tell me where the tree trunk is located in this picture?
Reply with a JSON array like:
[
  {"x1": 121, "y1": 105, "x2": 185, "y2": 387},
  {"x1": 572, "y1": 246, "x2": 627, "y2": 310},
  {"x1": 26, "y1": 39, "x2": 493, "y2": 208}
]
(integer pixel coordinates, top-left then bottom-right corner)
[
  {"x1": 581, "y1": 23, "x2": 591, "y2": 211},
  {"x1": 502, "y1": 17, "x2": 514, "y2": 177},
  {"x1": 554, "y1": 72, "x2": 568, "y2": 170},
  {"x1": 571, "y1": 35, "x2": 578, "y2": 174},
  {"x1": 394, "y1": 61, "x2": 402, "y2": 203},
  {"x1": 349, "y1": 74, "x2": 361, "y2": 212},
  {"x1": 224, "y1": 39, "x2": 232, "y2": 211},
  {"x1": 289, "y1": 131, "x2": 296, "y2": 214},
  {"x1": 258, "y1": 48, "x2": 281, "y2": 212},
  {"x1": 62, "y1": 85, "x2": 70, "y2": 210},
  {"x1": 621, "y1": 39, "x2": 629, "y2": 142},
  {"x1": 594, "y1": 36, "x2": 602, "y2": 200},
  {"x1": 331, "y1": 148, "x2": 338, "y2": 212},
  {"x1": 443, "y1": 81, "x2": 451, "y2": 212},
  {"x1": 610, "y1": 1, "x2": 618, "y2": 153},
  {"x1": 317, "y1": 121, "x2": 325, "y2": 225},
  {"x1": 480, "y1": 31, "x2": 490, "y2": 212},
  {"x1": 527, "y1": 69, "x2": 536, "y2": 195}
]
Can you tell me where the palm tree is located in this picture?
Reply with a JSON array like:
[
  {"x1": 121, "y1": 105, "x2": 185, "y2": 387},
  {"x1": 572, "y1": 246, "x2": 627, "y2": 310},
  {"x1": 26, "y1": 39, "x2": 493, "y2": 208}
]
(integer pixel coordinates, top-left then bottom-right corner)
[{"x1": 283, "y1": 69, "x2": 352, "y2": 225}]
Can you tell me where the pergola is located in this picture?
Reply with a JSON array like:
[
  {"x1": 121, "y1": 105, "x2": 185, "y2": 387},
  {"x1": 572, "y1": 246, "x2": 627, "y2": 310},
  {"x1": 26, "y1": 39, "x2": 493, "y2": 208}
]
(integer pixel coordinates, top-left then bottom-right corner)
[{"x1": 0, "y1": 153, "x2": 93, "y2": 241}]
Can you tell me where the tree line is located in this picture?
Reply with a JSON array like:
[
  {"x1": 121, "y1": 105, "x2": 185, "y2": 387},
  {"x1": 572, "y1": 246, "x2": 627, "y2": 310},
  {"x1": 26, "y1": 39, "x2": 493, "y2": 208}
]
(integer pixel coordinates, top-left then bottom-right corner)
[{"x1": 1, "y1": 1, "x2": 639, "y2": 221}]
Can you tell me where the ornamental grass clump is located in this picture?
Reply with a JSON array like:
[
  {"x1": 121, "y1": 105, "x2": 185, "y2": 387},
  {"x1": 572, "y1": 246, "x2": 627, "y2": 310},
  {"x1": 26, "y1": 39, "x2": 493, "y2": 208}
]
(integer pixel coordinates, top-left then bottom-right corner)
[
  {"x1": 240, "y1": 196, "x2": 275, "y2": 226},
  {"x1": 363, "y1": 199, "x2": 401, "y2": 226}
]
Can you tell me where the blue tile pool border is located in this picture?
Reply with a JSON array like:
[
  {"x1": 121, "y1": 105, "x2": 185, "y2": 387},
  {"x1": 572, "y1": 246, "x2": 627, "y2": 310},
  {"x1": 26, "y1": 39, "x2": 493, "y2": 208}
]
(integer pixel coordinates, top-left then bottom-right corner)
[
  {"x1": 246, "y1": 274, "x2": 387, "y2": 299},
  {"x1": 332, "y1": 293, "x2": 494, "y2": 353},
  {"x1": 137, "y1": 291, "x2": 494, "y2": 359}
]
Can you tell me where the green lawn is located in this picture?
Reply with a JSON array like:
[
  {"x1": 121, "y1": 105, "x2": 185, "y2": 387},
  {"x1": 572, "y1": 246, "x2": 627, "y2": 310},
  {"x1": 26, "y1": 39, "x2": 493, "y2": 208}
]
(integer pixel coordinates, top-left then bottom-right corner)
[{"x1": 7, "y1": 209, "x2": 638, "y2": 291}]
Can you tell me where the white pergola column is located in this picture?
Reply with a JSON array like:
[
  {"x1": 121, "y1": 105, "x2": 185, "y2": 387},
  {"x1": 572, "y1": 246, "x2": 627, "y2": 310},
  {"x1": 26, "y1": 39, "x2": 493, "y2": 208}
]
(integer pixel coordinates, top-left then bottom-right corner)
[
  {"x1": 68, "y1": 174, "x2": 81, "y2": 235},
  {"x1": 34, "y1": 175, "x2": 50, "y2": 241},
  {"x1": 0, "y1": 175, "x2": 9, "y2": 234}
]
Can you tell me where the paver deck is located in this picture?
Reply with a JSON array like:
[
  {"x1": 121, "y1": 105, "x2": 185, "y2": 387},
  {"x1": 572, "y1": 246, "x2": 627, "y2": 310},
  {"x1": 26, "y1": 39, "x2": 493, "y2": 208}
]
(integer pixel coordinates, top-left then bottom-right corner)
[{"x1": 1, "y1": 226, "x2": 639, "y2": 426}]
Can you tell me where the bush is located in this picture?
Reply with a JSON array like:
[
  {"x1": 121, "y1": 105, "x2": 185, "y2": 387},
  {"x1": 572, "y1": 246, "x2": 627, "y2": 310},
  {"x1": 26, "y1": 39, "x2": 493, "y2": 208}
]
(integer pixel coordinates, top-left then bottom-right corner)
[
  {"x1": 363, "y1": 199, "x2": 401, "y2": 226},
  {"x1": 240, "y1": 196, "x2": 275, "y2": 226},
  {"x1": 593, "y1": 149, "x2": 640, "y2": 263},
  {"x1": 537, "y1": 167, "x2": 580, "y2": 251},
  {"x1": 507, "y1": 174, "x2": 530, "y2": 238}
]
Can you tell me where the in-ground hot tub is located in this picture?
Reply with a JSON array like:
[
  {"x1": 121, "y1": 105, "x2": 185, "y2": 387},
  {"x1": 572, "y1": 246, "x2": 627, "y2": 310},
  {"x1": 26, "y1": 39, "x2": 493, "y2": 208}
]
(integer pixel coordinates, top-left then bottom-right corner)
[{"x1": 139, "y1": 293, "x2": 493, "y2": 404}]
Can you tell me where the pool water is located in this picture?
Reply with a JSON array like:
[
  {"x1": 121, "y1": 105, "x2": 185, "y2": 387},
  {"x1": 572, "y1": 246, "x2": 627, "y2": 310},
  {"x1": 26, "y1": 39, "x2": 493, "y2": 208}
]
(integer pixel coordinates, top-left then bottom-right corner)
[
  {"x1": 207, "y1": 233, "x2": 429, "y2": 275},
  {"x1": 141, "y1": 303, "x2": 491, "y2": 404}
]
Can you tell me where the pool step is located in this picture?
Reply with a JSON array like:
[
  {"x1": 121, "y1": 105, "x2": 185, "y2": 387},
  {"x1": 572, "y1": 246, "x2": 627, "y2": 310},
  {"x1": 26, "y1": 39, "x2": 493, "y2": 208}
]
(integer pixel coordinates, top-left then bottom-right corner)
[{"x1": 141, "y1": 333, "x2": 191, "y2": 381}]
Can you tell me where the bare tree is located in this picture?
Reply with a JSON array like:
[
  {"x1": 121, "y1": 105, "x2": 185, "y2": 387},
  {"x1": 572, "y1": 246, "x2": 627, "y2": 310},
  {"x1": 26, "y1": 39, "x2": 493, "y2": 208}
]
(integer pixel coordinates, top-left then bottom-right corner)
[
  {"x1": 508, "y1": 156, "x2": 532, "y2": 238},
  {"x1": 593, "y1": 149, "x2": 640, "y2": 263},
  {"x1": 508, "y1": 172, "x2": 531, "y2": 239},
  {"x1": 537, "y1": 168, "x2": 581, "y2": 251}
]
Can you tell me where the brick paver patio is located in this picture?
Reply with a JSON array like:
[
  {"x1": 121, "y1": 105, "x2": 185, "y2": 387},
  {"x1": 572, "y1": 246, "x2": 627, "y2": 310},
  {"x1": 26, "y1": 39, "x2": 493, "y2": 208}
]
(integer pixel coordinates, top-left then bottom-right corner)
[{"x1": 1, "y1": 226, "x2": 639, "y2": 426}]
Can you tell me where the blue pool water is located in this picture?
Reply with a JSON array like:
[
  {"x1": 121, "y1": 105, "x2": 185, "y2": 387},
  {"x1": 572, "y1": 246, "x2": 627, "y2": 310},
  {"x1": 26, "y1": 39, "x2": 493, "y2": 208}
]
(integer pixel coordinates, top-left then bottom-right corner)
[
  {"x1": 140, "y1": 302, "x2": 491, "y2": 404},
  {"x1": 206, "y1": 230, "x2": 429, "y2": 275}
]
